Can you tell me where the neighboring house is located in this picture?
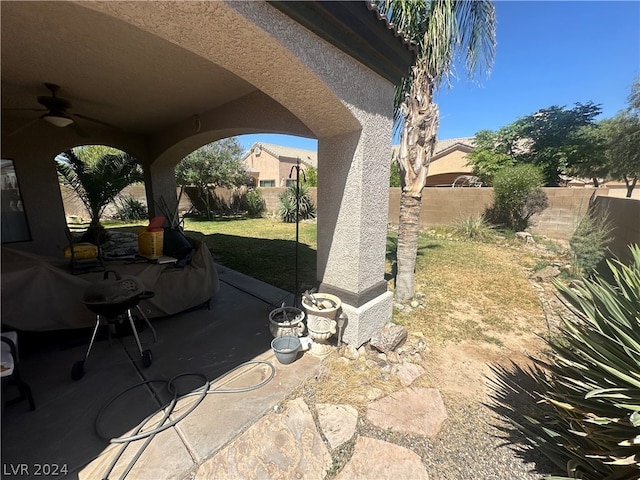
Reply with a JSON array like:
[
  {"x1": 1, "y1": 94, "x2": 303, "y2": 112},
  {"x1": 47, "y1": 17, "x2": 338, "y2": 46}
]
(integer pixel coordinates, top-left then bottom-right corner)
[
  {"x1": 392, "y1": 137, "x2": 476, "y2": 186},
  {"x1": 243, "y1": 143, "x2": 317, "y2": 187}
]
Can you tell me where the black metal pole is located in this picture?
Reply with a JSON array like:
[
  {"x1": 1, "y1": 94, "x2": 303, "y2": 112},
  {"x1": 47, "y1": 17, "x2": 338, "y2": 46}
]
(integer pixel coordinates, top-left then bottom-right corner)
[{"x1": 290, "y1": 159, "x2": 301, "y2": 307}]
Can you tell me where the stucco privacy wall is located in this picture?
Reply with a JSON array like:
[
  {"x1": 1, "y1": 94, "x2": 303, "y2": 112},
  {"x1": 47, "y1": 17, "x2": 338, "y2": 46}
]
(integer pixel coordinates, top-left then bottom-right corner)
[{"x1": 388, "y1": 187, "x2": 612, "y2": 240}]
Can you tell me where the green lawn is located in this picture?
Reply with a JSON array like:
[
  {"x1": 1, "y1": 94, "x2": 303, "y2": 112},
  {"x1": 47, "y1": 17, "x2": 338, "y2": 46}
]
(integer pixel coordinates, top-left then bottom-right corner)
[
  {"x1": 183, "y1": 217, "x2": 317, "y2": 293},
  {"x1": 105, "y1": 217, "x2": 549, "y2": 349}
]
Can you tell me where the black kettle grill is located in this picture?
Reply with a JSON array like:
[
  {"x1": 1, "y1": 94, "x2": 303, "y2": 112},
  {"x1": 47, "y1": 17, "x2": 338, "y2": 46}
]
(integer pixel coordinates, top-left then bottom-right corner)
[{"x1": 71, "y1": 270, "x2": 157, "y2": 380}]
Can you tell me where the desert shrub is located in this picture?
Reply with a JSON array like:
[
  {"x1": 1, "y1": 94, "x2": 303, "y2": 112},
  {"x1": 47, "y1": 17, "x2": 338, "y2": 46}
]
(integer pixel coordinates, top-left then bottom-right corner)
[
  {"x1": 278, "y1": 183, "x2": 316, "y2": 223},
  {"x1": 454, "y1": 214, "x2": 495, "y2": 242},
  {"x1": 570, "y1": 204, "x2": 613, "y2": 276},
  {"x1": 115, "y1": 194, "x2": 148, "y2": 221},
  {"x1": 488, "y1": 164, "x2": 549, "y2": 231},
  {"x1": 242, "y1": 189, "x2": 266, "y2": 217},
  {"x1": 493, "y1": 245, "x2": 640, "y2": 480}
]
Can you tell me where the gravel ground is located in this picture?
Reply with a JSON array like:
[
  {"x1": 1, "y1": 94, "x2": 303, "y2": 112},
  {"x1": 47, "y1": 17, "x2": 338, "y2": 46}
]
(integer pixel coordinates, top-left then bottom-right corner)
[{"x1": 311, "y1": 389, "x2": 557, "y2": 480}]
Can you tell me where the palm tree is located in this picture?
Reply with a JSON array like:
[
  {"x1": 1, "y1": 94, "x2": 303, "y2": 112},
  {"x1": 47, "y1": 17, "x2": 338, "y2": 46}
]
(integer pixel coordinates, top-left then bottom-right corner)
[
  {"x1": 374, "y1": 0, "x2": 496, "y2": 302},
  {"x1": 56, "y1": 148, "x2": 144, "y2": 242}
]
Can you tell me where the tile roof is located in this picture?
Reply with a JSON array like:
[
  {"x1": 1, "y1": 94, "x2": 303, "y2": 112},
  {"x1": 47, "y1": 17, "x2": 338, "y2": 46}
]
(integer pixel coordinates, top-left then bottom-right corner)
[
  {"x1": 252, "y1": 143, "x2": 318, "y2": 168},
  {"x1": 391, "y1": 137, "x2": 476, "y2": 159},
  {"x1": 433, "y1": 137, "x2": 476, "y2": 154}
]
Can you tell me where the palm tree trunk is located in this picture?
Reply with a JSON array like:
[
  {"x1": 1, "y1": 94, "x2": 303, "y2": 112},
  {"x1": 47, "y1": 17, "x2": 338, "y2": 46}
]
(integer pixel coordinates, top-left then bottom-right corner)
[{"x1": 394, "y1": 67, "x2": 439, "y2": 303}]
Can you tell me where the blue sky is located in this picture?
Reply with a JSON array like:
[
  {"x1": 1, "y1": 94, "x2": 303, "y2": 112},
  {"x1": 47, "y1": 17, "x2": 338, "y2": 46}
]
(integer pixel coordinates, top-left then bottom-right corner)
[{"x1": 238, "y1": 1, "x2": 639, "y2": 152}]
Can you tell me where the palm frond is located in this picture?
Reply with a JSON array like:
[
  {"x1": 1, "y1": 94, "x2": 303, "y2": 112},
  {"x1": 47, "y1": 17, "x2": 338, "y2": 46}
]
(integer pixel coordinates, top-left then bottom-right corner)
[
  {"x1": 374, "y1": 0, "x2": 496, "y2": 131},
  {"x1": 56, "y1": 149, "x2": 143, "y2": 224}
]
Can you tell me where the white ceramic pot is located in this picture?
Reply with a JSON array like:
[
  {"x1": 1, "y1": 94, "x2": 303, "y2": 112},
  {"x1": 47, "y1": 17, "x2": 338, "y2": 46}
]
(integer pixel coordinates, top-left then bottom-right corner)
[{"x1": 269, "y1": 306, "x2": 305, "y2": 338}]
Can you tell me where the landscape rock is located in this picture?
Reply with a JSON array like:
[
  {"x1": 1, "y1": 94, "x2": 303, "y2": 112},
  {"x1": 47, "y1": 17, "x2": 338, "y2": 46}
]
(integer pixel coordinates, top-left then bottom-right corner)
[
  {"x1": 316, "y1": 404, "x2": 358, "y2": 450},
  {"x1": 336, "y1": 437, "x2": 428, "y2": 480},
  {"x1": 535, "y1": 265, "x2": 561, "y2": 281},
  {"x1": 195, "y1": 397, "x2": 331, "y2": 479},
  {"x1": 366, "y1": 387, "x2": 447, "y2": 438},
  {"x1": 340, "y1": 344, "x2": 359, "y2": 360},
  {"x1": 370, "y1": 324, "x2": 408, "y2": 353},
  {"x1": 386, "y1": 351, "x2": 401, "y2": 364},
  {"x1": 394, "y1": 362, "x2": 425, "y2": 386},
  {"x1": 515, "y1": 231, "x2": 534, "y2": 243},
  {"x1": 366, "y1": 387, "x2": 384, "y2": 401}
]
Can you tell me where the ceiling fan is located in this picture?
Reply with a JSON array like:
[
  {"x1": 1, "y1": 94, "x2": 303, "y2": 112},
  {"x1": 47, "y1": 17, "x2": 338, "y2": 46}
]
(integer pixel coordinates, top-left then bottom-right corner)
[{"x1": 4, "y1": 83, "x2": 118, "y2": 137}]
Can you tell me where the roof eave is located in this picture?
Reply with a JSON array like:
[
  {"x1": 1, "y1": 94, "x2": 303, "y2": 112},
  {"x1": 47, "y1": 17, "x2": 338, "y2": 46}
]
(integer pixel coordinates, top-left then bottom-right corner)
[{"x1": 268, "y1": 1, "x2": 415, "y2": 85}]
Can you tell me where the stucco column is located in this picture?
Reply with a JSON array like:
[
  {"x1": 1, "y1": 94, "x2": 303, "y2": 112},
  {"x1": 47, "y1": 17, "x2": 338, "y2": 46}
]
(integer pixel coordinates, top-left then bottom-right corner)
[
  {"x1": 316, "y1": 115, "x2": 394, "y2": 347},
  {"x1": 143, "y1": 161, "x2": 179, "y2": 222}
]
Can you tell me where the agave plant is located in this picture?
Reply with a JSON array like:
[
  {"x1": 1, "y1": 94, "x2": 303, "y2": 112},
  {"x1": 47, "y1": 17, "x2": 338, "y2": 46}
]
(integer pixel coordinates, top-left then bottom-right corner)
[
  {"x1": 494, "y1": 245, "x2": 640, "y2": 479},
  {"x1": 278, "y1": 182, "x2": 316, "y2": 223}
]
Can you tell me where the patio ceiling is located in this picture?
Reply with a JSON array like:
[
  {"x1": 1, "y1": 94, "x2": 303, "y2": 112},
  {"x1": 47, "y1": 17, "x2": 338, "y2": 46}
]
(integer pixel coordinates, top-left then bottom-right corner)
[{"x1": 1, "y1": 1, "x2": 258, "y2": 135}]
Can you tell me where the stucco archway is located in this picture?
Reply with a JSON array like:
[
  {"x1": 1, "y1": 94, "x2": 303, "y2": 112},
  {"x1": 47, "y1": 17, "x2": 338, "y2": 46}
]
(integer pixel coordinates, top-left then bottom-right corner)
[{"x1": 2, "y1": 1, "x2": 414, "y2": 346}]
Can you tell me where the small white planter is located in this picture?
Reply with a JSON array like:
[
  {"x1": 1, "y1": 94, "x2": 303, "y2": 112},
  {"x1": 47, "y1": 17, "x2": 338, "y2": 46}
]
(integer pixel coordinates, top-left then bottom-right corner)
[
  {"x1": 269, "y1": 306, "x2": 305, "y2": 338},
  {"x1": 301, "y1": 293, "x2": 341, "y2": 356}
]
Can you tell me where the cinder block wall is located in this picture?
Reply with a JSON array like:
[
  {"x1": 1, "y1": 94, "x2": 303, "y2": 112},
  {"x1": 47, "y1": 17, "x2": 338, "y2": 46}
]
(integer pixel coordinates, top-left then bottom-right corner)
[
  {"x1": 258, "y1": 187, "x2": 318, "y2": 213},
  {"x1": 388, "y1": 187, "x2": 613, "y2": 240},
  {"x1": 63, "y1": 184, "x2": 638, "y2": 248},
  {"x1": 529, "y1": 188, "x2": 605, "y2": 240},
  {"x1": 591, "y1": 196, "x2": 640, "y2": 265},
  {"x1": 388, "y1": 187, "x2": 493, "y2": 225}
]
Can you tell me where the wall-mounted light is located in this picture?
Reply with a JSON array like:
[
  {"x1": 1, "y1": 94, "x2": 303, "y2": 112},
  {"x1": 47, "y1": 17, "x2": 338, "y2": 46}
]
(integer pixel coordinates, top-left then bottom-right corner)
[{"x1": 42, "y1": 113, "x2": 74, "y2": 128}]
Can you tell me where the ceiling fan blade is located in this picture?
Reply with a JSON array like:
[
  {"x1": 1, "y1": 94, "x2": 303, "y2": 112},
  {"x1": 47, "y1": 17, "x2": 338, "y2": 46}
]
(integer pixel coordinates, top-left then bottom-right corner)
[
  {"x1": 72, "y1": 113, "x2": 120, "y2": 130},
  {"x1": 7, "y1": 117, "x2": 41, "y2": 137},
  {"x1": 2, "y1": 107, "x2": 48, "y2": 112}
]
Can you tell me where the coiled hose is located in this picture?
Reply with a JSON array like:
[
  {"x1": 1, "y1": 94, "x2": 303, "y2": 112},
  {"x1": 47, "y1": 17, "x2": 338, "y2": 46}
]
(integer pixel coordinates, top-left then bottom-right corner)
[{"x1": 95, "y1": 360, "x2": 276, "y2": 480}]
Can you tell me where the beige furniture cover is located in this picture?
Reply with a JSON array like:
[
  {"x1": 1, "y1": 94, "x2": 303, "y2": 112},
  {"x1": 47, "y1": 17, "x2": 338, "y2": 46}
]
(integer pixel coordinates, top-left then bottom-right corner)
[{"x1": 1, "y1": 240, "x2": 219, "y2": 331}]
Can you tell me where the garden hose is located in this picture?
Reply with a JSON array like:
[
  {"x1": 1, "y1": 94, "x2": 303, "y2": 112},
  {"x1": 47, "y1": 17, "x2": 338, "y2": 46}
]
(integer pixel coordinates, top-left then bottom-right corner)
[{"x1": 95, "y1": 360, "x2": 276, "y2": 480}]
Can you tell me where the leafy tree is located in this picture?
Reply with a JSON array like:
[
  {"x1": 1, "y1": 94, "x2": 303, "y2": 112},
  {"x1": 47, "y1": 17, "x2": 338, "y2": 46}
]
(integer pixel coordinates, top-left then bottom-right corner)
[
  {"x1": 468, "y1": 103, "x2": 602, "y2": 186},
  {"x1": 600, "y1": 112, "x2": 640, "y2": 197},
  {"x1": 564, "y1": 123, "x2": 608, "y2": 187},
  {"x1": 374, "y1": 0, "x2": 497, "y2": 302},
  {"x1": 175, "y1": 137, "x2": 248, "y2": 219},
  {"x1": 467, "y1": 130, "x2": 515, "y2": 185},
  {"x1": 303, "y1": 166, "x2": 318, "y2": 187},
  {"x1": 56, "y1": 148, "x2": 143, "y2": 242}
]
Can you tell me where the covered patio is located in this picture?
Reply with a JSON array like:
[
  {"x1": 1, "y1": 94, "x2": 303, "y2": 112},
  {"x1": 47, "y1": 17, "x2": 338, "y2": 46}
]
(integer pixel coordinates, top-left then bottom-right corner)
[
  {"x1": 1, "y1": 267, "x2": 323, "y2": 479},
  {"x1": 2, "y1": 2, "x2": 415, "y2": 476},
  {"x1": 1, "y1": 0, "x2": 414, "y2": 346}
]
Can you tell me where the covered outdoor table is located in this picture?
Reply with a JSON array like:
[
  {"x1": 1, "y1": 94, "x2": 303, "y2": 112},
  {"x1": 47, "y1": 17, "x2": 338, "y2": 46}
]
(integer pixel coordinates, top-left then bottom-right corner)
[{"x1": 1, "y1": 239, "x2": 219, "y2": 331}]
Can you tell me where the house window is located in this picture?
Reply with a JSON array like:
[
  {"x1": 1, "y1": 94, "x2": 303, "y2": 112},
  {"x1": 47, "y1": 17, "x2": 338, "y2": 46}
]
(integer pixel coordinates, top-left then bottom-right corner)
[{"x1": 259, "y1": 180, "x2": 276, "y2": 188}]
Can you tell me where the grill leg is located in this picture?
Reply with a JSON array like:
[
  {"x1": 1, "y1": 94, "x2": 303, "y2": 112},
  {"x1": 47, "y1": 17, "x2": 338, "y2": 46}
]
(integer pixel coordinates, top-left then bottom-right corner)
[
  {"x1": 135, "y1": 305, "x2": 157, "y2": 343},
  {"x1": 127, "y1": 309, "x2": 145, "y2": 357},
  {"x1": 84, "y1": 315, "x2": 103, "y2": 363}
]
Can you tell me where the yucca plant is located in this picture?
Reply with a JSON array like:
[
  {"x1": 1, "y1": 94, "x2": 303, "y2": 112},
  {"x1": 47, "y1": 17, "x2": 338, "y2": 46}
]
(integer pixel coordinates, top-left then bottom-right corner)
[
  {"x1": 278, "y1": 183, "x2": 316, "y2": 223},
  {"x1": 492, "y1": 245, "x2": 640, "y2": 479}
]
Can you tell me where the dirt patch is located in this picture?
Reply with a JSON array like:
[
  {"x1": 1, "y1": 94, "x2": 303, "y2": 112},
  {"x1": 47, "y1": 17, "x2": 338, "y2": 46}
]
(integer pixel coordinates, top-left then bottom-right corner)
[{"x1": 297, "y1": 237, "x2": 569, "y2": 479}]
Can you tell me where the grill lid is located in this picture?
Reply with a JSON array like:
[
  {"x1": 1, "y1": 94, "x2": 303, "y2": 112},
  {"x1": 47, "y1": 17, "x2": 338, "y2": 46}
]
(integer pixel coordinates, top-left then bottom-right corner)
[{"x1": 83, "y1": 270, "x2": 145, "y2": 305}]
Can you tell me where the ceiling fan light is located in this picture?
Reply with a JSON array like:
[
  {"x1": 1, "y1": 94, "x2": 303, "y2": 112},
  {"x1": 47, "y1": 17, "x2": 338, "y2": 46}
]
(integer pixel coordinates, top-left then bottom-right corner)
[{"x1": 42, "y1": 113, "x2": 73, "y2": 128}]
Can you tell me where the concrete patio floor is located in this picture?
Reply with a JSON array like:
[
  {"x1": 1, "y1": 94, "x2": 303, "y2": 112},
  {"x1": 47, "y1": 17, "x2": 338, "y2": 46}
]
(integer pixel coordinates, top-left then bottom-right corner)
[{"x1": 1, "y1": 266, "x2": 321, "y2": 479}]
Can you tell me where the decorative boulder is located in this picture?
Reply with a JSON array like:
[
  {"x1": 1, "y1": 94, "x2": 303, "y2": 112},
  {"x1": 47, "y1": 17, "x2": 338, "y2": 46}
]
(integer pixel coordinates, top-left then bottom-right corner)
[{"x1": 370, "y1": 324, "x2": 407, "y2": 353}]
